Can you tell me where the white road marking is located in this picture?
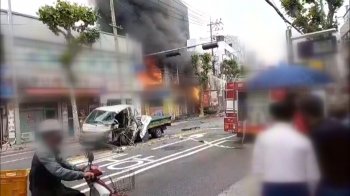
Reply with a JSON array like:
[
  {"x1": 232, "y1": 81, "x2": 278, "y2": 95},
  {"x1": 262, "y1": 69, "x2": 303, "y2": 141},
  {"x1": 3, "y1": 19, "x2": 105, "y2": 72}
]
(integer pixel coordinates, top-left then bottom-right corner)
[
  {"x1": 74, "y1": 135, "x2": 234, "y2": 191},
  {"x1": 0, "y1": 157, "x2": 32, "y2": 164},
  {"x1": 151, "y1": 139, "x2": 189, "y2": 150},
  {"x1": 99, "y1": 155, "x2": 142, "y2": 168},
  {"x1": 80, "y1": 135, "x2": 235, "y2": 193},
  {"x1": 0, "y1": 144, "x2": 80, "y2": 158},
  {"x1": 0, "y1": 151, "x2": 34, "y2": 158},
  {"x1": 75, "y1": 153, "x2": 129, "y2": 166},
  {"x1": 152, "y1": 133, "x2": 206, "y2": 150}
]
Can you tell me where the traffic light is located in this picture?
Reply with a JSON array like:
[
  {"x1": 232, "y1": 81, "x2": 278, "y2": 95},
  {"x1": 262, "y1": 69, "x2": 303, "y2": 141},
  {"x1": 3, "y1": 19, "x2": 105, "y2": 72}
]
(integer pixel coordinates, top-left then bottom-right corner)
[
  {"x1": 202, "y1": 42, "x2": 218, "y2": 50},
  {"x1": 165, "y1": 51, "x2": 181, "y2": 58}
]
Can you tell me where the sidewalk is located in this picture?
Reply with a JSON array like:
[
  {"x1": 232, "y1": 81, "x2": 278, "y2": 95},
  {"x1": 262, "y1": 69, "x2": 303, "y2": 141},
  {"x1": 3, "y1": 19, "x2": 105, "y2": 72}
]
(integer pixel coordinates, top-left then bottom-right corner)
[{"x1": 0, "y1": 137, "x2": 78, "y2": 156}]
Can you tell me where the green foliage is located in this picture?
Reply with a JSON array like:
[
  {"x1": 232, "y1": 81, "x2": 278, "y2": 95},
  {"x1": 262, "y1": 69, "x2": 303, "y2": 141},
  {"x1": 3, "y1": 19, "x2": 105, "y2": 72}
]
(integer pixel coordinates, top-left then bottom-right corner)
[
  {"x1": 220, "y1": 58, "x2": 242, "y2": 81},
  {"x1": 37, "y1": 0, "x2": 100, "y2": 82},
  {"x1": 191, "y1": 53, "x2": 212, "y2": 87},
  {"x1": 280, "y1": 0, "x2": 344, "y2": 33}
]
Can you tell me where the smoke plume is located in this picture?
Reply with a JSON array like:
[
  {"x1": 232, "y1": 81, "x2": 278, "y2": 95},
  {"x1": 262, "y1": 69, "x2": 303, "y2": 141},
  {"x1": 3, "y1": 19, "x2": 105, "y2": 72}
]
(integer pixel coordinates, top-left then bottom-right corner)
[{"x1": 90, "y1": 0, "x2": 197, "y2": 84}]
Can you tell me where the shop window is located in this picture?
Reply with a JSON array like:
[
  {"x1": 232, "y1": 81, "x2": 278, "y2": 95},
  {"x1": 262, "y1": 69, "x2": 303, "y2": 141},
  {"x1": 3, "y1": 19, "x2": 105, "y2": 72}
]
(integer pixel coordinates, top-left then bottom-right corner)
[{"x1": 107, "y1": 99, "x2": 122, "y2": 106}]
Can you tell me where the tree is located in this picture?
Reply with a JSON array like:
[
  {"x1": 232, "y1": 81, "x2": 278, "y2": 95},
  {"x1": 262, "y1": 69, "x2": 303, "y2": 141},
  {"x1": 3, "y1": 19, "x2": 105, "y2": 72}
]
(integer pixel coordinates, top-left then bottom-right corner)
[
  {"x1": 37, "y1": 0, "x2": 100, "y2": 138},
  {"x1": 220, "y1": 58, "x2": 242, "y2": 82},
  {"x1": 191, "y1": 53, "x2": 212, "y2": 117},
  {"x1": 279, "y1": 0, "x2": 344, "y2": 33}
]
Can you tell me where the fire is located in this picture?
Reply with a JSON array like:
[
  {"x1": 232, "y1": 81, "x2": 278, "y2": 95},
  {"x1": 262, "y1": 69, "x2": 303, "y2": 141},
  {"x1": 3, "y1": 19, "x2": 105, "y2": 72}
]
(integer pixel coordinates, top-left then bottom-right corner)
[
  {"x1": 193, "y1": 87, "x2": 200, "y2": 101},
  {"x1": 138, "y1": 57, "x2": 162, "y2": 86}
]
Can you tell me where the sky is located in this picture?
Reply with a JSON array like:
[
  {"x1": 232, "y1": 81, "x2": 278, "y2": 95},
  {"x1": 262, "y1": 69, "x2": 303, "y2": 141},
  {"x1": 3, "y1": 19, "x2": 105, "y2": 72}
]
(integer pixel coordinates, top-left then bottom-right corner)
[{"x1": 1, "y1": 0, "x2": 348, "y2": 65}]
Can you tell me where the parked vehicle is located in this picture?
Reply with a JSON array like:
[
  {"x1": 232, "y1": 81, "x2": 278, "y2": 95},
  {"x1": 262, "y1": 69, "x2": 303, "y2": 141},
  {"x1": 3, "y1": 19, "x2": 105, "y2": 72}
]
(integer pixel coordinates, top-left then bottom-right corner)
[
  {"x1": 79, "y1": 105, "x2": 171, "y2": 147},
  {"x1": 224, "y1": 81, "x2": 282, "y2": 139}
]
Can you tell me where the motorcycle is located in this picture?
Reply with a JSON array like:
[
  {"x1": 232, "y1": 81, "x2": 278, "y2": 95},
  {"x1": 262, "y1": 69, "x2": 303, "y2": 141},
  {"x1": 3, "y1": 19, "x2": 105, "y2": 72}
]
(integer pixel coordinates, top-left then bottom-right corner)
[{"x1": 84, "y1": 150, "x2": 135, "y2": 196}]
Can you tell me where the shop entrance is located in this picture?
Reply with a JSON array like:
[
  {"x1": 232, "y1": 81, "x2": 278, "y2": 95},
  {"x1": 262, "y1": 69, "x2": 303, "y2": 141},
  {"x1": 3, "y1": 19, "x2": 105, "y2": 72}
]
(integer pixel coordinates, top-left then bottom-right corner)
[{"x1": 19, "y1": 102, "x2": 58, "y2": 141}]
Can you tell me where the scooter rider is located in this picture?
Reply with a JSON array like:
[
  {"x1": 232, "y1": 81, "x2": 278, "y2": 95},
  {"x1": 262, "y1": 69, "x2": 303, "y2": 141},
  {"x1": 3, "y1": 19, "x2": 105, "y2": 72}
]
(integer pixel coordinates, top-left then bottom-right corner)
[{"x1": 29, "y1": 119, "x2": 94, "y2": 196}]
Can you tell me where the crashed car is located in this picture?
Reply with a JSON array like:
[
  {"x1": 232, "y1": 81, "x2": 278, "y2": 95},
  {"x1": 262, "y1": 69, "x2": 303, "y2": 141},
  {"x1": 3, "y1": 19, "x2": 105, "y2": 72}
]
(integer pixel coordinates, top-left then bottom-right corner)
[{"x1": 79, "y1": 105, "x2": 152, "y2": 146}]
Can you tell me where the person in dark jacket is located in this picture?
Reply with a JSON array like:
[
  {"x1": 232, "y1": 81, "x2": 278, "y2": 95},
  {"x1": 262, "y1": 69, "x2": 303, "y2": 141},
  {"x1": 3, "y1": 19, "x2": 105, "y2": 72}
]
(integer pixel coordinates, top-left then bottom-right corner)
[
  {"x1": 299, "y1": 96, "x2": 350, "y2": 196},
  {"x1": 29, "y1": 119, "x2": 94, "y2": 196}
]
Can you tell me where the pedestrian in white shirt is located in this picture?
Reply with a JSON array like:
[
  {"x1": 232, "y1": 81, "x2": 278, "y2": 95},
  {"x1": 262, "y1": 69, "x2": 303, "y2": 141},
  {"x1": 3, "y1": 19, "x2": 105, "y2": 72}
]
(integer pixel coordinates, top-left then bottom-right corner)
[{"x1": 252, "y1": 101, "x2": 320, "y2": 196}]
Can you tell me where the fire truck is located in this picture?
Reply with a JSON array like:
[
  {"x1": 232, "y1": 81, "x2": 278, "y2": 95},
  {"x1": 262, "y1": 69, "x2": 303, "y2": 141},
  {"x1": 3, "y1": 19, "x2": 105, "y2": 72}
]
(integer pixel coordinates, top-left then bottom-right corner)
[{"x1": 224, "y1": 80, "x2": 286, "y2": 138}]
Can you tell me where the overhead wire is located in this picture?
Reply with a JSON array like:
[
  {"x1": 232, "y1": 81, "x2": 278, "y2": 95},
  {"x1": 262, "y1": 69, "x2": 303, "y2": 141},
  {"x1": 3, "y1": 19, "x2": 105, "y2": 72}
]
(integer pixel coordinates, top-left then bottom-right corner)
[
  {"x1": 141, "y1": 0, "x2": 204, "y2": 25},
  {"x1": 144, "y1": 0, "x2": 205, "y2": 22},
  {"x1": 264, "y1": 0, "x2": 303, "y2": 34},
  {"x1": 120, "y1": 0, "x2": 204, "y2": 26},
  {"x1": 176, "y1": 0, "x2": 209, "y2": 17},
  {"x1": 172, "y1": 0, "x2": 208, "y2": 18}
]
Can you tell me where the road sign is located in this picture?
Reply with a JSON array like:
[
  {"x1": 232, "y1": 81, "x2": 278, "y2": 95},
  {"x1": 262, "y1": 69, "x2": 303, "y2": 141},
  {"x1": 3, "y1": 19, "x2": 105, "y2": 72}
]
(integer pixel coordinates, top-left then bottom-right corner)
[{"x1": 297, "y1": 36, "x2": 337, "y2": 58}]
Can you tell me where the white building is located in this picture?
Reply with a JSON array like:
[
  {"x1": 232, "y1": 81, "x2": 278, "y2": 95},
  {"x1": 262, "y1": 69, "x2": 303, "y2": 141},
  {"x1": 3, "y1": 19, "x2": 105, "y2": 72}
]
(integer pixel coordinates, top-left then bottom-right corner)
[
  {"x1": 186, "y1": 35, "x2": 244, "y2": 75},
  {"x1": 0, "y1": 9, "x2": 143, "y2": 141},
  {"x1": 186, "y1": 35, "x2": 244, "y2": 109}
]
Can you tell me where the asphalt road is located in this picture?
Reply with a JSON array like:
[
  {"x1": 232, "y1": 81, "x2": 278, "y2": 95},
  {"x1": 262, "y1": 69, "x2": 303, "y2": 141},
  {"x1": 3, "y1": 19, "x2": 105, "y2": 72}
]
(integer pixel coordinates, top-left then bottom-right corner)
[
  {"x1": 1, "y1": 117, "x2": 252, "y2": 196},
  {"x1": 0, "y1": 117, "x2": 223, "y2": 170}
]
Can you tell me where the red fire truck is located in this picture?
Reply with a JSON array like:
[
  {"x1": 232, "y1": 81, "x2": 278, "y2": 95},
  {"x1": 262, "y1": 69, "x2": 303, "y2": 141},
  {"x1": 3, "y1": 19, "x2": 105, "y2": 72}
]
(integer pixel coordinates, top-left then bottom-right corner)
[{"x1": 224, "y1": 80, "x2": 286, "y2": 138}]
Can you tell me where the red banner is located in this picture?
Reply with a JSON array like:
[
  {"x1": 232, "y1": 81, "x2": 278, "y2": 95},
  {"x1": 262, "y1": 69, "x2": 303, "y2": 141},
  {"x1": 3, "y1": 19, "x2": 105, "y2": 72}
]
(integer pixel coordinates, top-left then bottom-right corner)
[{"x1": 203, "y1": 91, "x2": 210, "y2": 107}]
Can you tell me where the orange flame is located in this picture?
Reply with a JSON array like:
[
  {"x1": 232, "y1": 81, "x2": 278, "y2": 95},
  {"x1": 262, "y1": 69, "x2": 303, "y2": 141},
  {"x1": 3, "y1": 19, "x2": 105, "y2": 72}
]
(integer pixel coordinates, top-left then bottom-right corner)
[
  {"x1": 138, "y1": 57, "x2": 162, "y2": 86},
  {"x1": 193, "y1": 87, "x2": 200, "y2": 101}
]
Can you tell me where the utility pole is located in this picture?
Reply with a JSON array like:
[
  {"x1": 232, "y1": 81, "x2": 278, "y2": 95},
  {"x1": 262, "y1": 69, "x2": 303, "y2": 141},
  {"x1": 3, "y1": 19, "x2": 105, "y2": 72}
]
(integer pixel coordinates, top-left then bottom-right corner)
[
  {"x1": 7, "y1": 0, "x2": 21, "y2": 146},
  {"x1": 207, "y1": 18, "x2": 223, "y2": 75},
  {"x1": 109, "y1": 0, "x2": 124, "y2": 103},
  {"x1": 286, "y1": 26, "x2": 293, "y2": 64}
]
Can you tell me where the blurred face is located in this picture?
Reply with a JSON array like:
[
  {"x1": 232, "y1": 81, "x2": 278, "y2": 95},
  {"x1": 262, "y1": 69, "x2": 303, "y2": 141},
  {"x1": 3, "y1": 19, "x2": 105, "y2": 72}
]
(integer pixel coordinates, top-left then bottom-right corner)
[{"x1": 43, "y1": 131, "x2": 63, "y2": 148}]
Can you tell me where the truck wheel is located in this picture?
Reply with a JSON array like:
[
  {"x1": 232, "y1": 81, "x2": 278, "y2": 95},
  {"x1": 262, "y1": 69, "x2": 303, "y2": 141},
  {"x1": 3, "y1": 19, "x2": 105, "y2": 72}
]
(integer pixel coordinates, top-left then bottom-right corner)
[{"x1": 152, "y1": 127, "x2": 163, "y2": 138}]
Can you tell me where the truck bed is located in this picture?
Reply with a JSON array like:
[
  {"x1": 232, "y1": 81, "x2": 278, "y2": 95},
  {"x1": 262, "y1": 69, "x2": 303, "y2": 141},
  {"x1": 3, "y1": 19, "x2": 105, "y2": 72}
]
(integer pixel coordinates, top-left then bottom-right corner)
[{"x1": 148, "y1": 116, "x2": 172, "y2": 129}]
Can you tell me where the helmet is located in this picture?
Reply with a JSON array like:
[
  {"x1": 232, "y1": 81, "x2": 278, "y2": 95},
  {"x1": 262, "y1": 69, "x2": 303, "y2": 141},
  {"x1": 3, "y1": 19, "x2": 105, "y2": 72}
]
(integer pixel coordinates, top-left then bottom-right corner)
[{"x1": 37, "y1": 119, "x2": 63, "y2": 135}]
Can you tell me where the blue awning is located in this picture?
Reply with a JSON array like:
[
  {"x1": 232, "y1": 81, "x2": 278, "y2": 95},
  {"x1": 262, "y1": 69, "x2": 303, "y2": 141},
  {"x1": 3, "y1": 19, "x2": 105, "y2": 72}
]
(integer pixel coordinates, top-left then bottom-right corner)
[{"x1": 1, "y1": 82, "x2": 14, "y2": 98}]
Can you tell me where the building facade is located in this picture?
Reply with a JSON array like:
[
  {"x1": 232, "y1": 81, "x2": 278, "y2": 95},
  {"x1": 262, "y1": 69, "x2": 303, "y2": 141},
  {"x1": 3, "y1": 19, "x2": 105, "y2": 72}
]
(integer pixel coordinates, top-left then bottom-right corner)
[
  {"x1": 0, "y1": 10, "x2": 143, "y2": 141},
  {"x1": 340, "y1": 5, "x2": 349, "y2": 44}
]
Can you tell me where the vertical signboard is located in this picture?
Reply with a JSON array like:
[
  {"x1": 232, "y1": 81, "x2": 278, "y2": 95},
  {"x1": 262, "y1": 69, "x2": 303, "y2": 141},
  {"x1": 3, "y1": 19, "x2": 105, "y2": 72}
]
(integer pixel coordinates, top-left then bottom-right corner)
[
  {"x1": 61, "y1": 102, "x2": 69, "y2": 135},
  {"x1": 7, "y1": 103, "x2": 15, "y2": 139}
]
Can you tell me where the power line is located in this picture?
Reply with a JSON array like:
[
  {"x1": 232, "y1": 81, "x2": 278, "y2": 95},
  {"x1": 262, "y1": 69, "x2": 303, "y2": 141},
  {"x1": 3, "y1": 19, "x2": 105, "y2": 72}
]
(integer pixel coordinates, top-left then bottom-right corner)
[
  {"x1": 264, "y1": 0, "x2": 303, "y2": 34},
  {"x1": 177, "y1": 0, "x2": 209, "y2": 17},
  {"x1": 141, "y1": 0, "x2": 204, "y2": 25},
  {"x1": 145, "y1": 0, "x2": 205, "y2": 22},
  {"x1": 120, "y1": 0, "x2": 204, "y2": 26},
  {"x1": 173, "y1": 0, "x2": 208, "y2": 17}
]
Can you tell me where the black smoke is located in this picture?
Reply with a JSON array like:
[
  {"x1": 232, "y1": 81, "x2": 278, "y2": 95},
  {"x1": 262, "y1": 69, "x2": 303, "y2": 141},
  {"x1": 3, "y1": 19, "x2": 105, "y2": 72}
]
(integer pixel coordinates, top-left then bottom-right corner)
[
  {"x1": 90, "y1": 0, "x2": 197, "y2": 85},
  {"x1": 91, "y1": 0, "x2": 189, "y2": 54}
]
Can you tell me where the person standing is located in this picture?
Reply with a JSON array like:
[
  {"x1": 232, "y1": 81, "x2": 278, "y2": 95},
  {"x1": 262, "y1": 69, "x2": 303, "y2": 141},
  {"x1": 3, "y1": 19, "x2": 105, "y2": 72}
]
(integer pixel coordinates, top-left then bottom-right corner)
[
  {"x1": 299, "y1": 96, "x2": 350, "y2": 196},
  {"x1": 252, "y1": 101, "x2": 320, "y2": 196}
]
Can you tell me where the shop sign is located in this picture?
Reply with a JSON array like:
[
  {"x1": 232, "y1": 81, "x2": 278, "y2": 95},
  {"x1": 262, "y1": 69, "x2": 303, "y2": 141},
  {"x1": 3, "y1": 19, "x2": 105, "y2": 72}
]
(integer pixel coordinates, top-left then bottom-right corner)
[
  {"x1": 7, "y1": 103, "x2": 16, "y2": 139},
  {"x1": 203, "y1": 91, "x2": 210, "y2": 107}
]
